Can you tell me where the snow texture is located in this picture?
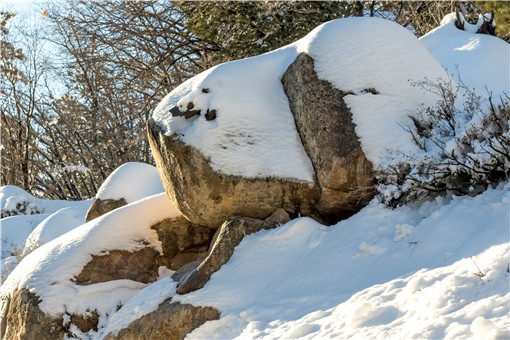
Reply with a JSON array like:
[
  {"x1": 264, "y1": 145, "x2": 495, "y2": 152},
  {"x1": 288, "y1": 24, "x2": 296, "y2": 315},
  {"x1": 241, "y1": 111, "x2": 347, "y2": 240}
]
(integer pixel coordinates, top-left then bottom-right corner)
[
  {"x1": 1, "y1": 214, "x2": 49, "y2": 260},
  {"x1": 179, "y1": 184, "x2": 509, "y2": 339},
  {"x1": 22, "y1": 205, "x2": 90, "y2": 255},
  {"x1": 0, "y1": 193, "x2": 181, "y2": 319},
  {"x1": 420, "y1": 13, "x2": 509, "y2": 97},
  {"x1": 0, "y1": 185, "x2": 89, "y2": 216},
  {"x1": 95, "y1": 162, "x2": 164, "y2": 203},
  {"x1": 153, "y1": 17, "x2": 449, "y2": 177}
]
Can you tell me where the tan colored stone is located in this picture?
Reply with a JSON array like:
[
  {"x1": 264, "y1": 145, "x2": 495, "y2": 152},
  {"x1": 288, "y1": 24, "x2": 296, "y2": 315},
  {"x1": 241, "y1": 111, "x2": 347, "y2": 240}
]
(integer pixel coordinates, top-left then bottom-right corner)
[
  {"x1": 74, "y1": 248, "x2": 160, "y2": 285},
  {"x1": 85, "y1": 198, "x2": 127, "y2": 222},
  {"x1": 264, "y1": 208, "x2": 291, "y2": 224},
  {"x1": 147, "y1": 119, "x2": 321, "y2": 228},
  {"x1": 1, "y1": 288, "x2": 64, "y2": 340},
  {"x1": 151, "y1": 217, "x2": 215, "y2": 271},
  {"x1": 103, "y1": 300, "x2": 219, "y2": 340}
]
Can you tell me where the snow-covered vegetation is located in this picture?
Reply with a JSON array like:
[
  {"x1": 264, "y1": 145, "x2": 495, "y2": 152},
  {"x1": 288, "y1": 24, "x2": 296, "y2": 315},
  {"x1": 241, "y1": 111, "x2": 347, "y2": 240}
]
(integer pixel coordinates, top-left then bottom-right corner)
[{"x1": 1, "y1": 3, "x2": 508, "y2": 340}]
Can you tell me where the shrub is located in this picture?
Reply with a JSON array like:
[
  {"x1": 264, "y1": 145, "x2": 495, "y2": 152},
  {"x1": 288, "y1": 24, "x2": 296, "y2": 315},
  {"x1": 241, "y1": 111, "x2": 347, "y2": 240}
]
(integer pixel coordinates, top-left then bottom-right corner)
[{"x1": 377, "y1": 78, "x2": 509, "y2": 206}]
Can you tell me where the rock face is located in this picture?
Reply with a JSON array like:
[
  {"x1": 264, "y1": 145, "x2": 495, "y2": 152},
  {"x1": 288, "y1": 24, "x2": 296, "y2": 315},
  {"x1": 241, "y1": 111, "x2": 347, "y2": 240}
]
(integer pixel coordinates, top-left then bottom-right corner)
[
  {"x1": 152, "y1": 217, "x2": 216, "y2": 270},
  {"x1": 103, "y1": 300, "x2": 220, "y2": 340},
  {"x1": 74, "y1": 216, "x2": 216, "y2": 286},
  {"x1": 148, "y1": 53, "x2": 375, "y2": 227},
  {"x1": 85, "y1": 197, "x2": 127, "y2": 222},
  {"x1": 148, "y1": 120, "x2": 319, "y2": 228},
  {"x1": 176, "y1": 217, "x2": 277, "y2": 294},
  {"x1": 1, "y1": 288, "x2": 64, "y2": 340},
  {"x1": 282, "y1": 53, "x2": 375, "y2": 221},
  {"x1": 74, "y1": 248, "x2": 161, "y2": 285}
]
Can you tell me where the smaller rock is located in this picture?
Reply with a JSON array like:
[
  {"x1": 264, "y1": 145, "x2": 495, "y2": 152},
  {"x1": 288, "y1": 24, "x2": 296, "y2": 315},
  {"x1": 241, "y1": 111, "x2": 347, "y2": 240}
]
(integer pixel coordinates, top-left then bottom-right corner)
[
  {"x1": 177, "y1": 217, "x2": 277, "y2": 294},
  {"x1": 85, "y1": 198, "x2": 127, "y2": 222},
  {"x1": 103, "y1": 300, "x2": 219, "y2": 340},
  {"x1": 74, "y1": 248, "x2": 160, "y2": 285},
  {"x1": 205, "y1": 109, "x2": 217, "y2": 121},
  {"x1": 264, "y1": 208, "x2": 291, "y2": 224},
  {"x1": 151, "y1": 217, "x2": 216, "y2": 271},
  {"x1": 70, "y1": 311, "x2": 99, "y2": 333},
  {"x1": 171, "y1": 260, "x2": 201, "y2": 284},
  {"x1": 170, "y1": 105, "x2": 201, "y2": 119}
]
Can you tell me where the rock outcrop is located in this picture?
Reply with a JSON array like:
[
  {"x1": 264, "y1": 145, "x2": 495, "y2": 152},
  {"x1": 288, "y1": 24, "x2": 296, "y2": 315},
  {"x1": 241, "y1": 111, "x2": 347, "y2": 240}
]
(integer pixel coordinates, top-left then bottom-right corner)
[
  {"x1": 148, "y1": 52, "x2": 375, "y2": 227},
  {"x1": 176, "y1": 217, "x2": 278, "y2": 294},
  {"x1": 103, "y1": 300, "x2": 220, "y2": 340},
  {"x1": 151, "y1": 217, "x2": 216, "y2": 271},
  {"x1": 282, "y1": 53, "x2": 375, "y2": 221},
  {"x1": 148, "y1": 120, "x2": 319, "y2": 228},
  {"x1": 85, "y1": 198, "x2": 127, "y2": 222},
  {"x1": 74, "y1": 248, "x2": 160, "y2": 285},
  {"x1": 1, "y1": 288, "x2": 64, "y2": 340}
]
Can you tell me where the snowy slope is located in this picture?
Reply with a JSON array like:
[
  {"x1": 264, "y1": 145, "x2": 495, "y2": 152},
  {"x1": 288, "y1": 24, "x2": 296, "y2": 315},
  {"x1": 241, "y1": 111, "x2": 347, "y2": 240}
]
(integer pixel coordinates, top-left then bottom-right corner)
[
  {"x1": 23, "y1": 205, "x2": 89, "y2": 255},
  {"x1": 420, "y1": 13, "x2": 509, "y2": 97},
  {"x1": 95, "y1": 162, "x2": 164, "y2": 203},
  {"x1": 153, "y1": 17, "x2": 450, "y2": 177},
  {"x1": 178, "y1": 184, "x2": 509, "y2": 339}
]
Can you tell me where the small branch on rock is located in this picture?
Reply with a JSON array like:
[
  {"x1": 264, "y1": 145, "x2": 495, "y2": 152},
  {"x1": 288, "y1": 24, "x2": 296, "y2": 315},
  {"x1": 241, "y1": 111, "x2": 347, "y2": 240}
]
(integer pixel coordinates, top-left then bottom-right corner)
[{"x1": 455, "y1": 7, "x2": 465, "y2": 31}]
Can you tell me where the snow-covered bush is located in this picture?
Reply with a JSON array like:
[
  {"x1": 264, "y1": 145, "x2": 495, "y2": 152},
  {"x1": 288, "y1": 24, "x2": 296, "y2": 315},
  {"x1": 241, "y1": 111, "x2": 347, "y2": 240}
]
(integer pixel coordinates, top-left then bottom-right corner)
[
  {"x1": 1, "y1": 200, "x2": 42, "y2": 218},
  {"x1": 378, "y1": 79, "x2": 509, "y2": 206}
]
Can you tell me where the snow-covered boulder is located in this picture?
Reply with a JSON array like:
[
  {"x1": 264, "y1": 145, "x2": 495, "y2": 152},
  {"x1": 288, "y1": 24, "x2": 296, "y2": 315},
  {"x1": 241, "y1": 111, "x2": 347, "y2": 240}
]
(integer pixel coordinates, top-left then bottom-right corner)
[
  {"x1": 85, "y1": 162, "x2": 164, "y2": 222},
  {"x1": 0, "y1": 193, "x2": 199, "y2": 337},
  {"x1": 149, "y1": 17, "x2": 449, "y2": 228},
  {"x1": 103, "y1": 300, "x2": 219, "y2": 340}
]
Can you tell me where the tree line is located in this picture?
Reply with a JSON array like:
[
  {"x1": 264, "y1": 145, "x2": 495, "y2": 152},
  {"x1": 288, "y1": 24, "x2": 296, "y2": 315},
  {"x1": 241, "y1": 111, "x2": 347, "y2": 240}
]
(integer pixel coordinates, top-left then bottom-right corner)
[{"x1": 1, "y1": 1, "x2": 508, "y2": 200}]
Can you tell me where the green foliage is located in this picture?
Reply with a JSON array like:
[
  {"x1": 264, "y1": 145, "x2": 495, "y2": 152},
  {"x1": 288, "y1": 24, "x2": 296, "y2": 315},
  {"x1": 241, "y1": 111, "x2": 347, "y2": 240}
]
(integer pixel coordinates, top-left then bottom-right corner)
[
  {"x1": 176, "y1": 1, "x2": 349, "y2": 66},
  {"x1": 477, "y1": 1, "x2": 510, "y2": 39}
]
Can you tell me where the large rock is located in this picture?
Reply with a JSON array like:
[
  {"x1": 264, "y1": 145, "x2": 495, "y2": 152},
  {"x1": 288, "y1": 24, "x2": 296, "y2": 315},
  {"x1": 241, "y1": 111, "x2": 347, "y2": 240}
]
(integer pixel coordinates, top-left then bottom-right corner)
[
  {"x1": 148, "y1": 54, "x2": 375, "y2": 227},
  {"x1": 148, "y1": 120, "x2": 320, "y2": 228},
  {"x1": 103, "y1": 300, "x2": 220, "y2": 340},
  {"x1": 176, "y1": 217, "x2": 277, "y2": 294},
  {"x1": 282, "y1": 53, "x2": 375, "y2": 220},
  {"x1": 1, "y1": 288, "x2": 64, "y2": 340}
]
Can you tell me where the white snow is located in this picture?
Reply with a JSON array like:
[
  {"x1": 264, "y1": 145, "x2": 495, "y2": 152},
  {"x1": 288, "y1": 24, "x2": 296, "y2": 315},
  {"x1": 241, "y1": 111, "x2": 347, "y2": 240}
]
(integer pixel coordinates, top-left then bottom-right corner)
[
  {"x1": 0, "y1": 185, "x2": 88, "y2": 216},
  {"x1": 153, "y1": 17, "x2": 450, "y2": 177},
  {"x1": 420, "y1": 13, "x2": 509, "y2": 97},
  {"x1": 178, "y1": 183, "x2": 509, "y2": 339},
  {"x1": 0, "y1": 193, "x2": 181, "y2": 320},
  {"x1": 99, "y1": 276, "x2": 177, "y2": 338},
  {"x1": 95, "y1": 162, "x2": 164, "y2": 203},
  {"x1": 23, "y1": 205, "x2": 90, "y2": 255},
  {"x1": 1, "y1": 214, "x2": 49, "y2": 259}
]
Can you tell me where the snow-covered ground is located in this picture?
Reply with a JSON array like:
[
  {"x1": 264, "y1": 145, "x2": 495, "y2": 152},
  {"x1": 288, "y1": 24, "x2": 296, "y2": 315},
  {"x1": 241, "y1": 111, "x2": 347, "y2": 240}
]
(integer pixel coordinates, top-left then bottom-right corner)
[
  {"x1": 1, "y1": 13, "x2": 508, "y2": 340},
  {"x1": 179, "y1": 183, "x2": 509, "y2": 339}
]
